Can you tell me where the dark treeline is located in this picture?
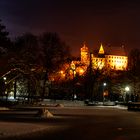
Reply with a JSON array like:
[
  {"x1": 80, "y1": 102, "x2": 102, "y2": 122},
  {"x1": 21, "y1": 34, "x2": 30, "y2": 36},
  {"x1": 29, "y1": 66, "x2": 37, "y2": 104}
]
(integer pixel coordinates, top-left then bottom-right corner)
[
  {"x1": 0, "y1": 20, "x2": 72, "y2": 104},
  {"x1": 0, "y1": 19, "x2": 140, "y2": 105}
]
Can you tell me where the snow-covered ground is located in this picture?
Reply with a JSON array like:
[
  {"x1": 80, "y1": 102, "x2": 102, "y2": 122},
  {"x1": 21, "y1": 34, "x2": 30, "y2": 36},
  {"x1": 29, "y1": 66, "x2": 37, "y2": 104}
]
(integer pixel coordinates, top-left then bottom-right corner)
[
  {"x1": 39, "y1": 99, "x2": 85, "y2": 107},
  {"x1": 0, "y1": 122, "x2": 48, "y2": 138},
  {"x1": 0, "y1": 101, "x2": 127, "y2": 139}
]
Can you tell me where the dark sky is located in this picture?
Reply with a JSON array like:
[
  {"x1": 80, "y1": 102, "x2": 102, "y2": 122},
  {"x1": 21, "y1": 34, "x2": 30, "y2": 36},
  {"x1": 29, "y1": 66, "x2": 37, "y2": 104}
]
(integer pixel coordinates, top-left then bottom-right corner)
[{"x1": 0, "y1": 0, "x2": 140, "y2": 56}]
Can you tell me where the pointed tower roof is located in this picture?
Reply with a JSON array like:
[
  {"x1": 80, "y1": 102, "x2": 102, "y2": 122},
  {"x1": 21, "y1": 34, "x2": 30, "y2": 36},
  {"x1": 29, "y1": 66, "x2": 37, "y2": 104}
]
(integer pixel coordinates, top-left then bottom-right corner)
[{"x1": 98, "y1": 44, "x2": 104, "y2": 54}]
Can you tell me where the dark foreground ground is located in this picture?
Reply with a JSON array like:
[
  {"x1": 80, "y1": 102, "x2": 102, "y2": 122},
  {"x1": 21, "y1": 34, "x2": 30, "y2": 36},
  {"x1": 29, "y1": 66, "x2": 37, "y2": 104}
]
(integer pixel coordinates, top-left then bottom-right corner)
[{"x1": 1, "y1": 106, "x2": 140, "y2": 140}]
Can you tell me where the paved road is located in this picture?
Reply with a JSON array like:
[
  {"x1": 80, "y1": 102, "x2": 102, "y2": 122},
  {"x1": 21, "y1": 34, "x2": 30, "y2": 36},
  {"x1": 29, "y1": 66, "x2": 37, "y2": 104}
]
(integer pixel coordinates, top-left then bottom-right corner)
[{"x1": 1, "y1": 106, "x2": 140, "y2": 140}]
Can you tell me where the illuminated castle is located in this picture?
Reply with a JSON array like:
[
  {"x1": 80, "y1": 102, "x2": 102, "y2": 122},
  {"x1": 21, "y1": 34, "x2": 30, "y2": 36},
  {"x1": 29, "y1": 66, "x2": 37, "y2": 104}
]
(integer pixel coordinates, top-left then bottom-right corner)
[
  {"x1": 55, "y1": 43, "x2": 128, "y2": 81},
  {"x1": 80, "y1": 43, "x2": 128, "y2": 71}
]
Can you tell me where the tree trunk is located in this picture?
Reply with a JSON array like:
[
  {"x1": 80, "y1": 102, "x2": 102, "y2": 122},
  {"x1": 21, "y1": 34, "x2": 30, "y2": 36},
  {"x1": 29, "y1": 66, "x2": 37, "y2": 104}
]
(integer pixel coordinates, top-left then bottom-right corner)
[
  {"x1": 42, "y1": 70, "x2": 49, "y2": 99},
  {"x1": 27, "y1": 79, "x2": 31, "y2": 103},
  {"x1": 14, "y1": 80, "x2": 17, "y2": 99}
]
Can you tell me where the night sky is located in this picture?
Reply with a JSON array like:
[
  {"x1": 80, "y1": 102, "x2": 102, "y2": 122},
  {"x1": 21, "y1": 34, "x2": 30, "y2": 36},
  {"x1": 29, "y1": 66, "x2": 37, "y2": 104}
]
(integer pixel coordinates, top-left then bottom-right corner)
[{"x1": 0, "y1": 0, "x2": 140, "y2": 56}]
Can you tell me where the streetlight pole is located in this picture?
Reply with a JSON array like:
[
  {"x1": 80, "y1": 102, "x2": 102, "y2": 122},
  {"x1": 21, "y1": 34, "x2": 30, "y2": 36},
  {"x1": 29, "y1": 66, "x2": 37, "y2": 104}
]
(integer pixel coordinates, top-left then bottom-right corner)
[
  {"x1": 71, "y1": 61, "x2": 76, "y2": 100},
  {"x1": 3, "y1": 77, "x2": 8, "y2": 101},
  {"x1": 125, "y1": 86, "x2": 130, "y2": 103},
  {"x1": 103, "y1": 82, "x2": 107, "y2": 103}
]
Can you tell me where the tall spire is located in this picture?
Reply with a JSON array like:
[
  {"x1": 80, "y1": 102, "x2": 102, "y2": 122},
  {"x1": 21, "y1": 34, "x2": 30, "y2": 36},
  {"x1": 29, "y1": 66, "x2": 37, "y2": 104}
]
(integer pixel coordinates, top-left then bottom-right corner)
[{"x1": 99, "y1": 43, "x2": 104, "y2": 54}]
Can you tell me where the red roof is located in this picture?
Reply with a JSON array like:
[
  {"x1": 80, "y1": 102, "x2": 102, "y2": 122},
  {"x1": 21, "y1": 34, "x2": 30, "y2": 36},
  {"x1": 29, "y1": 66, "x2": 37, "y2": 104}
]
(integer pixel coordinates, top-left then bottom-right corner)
[{"x1": 104, "y1": 46, "x2": 127, "y2": 56}]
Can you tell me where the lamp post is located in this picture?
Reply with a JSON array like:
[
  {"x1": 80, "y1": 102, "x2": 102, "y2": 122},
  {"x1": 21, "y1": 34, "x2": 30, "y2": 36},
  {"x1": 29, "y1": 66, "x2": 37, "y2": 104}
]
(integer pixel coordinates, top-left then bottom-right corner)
[
  {"x1": 125, "y1": 86, "x2": 130, "y2": 103},
  {"x1": 3, "y1": 77, "x2": 7, "y2": 101},
  {"x1": 71, "y1": 62, "x2": 76, "y2": 79},
  {"x1": 3, "y1": 77, "x2": 6, "y2": 81},
  {"x1": 103, "y1": 82, "x2": 107, "y2": 103},
  {"x1": 71, "y1": 61, "x2": 76, "y2": 100}
]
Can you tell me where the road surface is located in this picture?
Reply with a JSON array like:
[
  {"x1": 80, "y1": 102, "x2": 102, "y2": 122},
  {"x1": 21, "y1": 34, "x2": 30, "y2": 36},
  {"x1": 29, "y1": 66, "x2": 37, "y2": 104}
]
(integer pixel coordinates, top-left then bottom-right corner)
[{"x1": 1, "y1": 106, "x2": 140, "y2": 140}]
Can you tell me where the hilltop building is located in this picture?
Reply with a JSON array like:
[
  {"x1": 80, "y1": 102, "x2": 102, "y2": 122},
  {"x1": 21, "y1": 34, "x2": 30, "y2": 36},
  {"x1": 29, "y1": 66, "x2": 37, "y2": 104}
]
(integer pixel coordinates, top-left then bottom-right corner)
[
  {"x1": 80, "y1": 43, "x2": 128, "y2": 71},
  {"x1": 52, "y1": 43, "x2": 128, "y2": 81}
]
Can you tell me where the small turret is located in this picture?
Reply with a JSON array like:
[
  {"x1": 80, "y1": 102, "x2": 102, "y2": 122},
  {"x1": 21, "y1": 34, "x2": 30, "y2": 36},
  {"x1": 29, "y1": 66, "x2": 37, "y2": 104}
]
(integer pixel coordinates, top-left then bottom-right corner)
[{"x1": 81, "y1": 42, "x2": 88, "y2": 52}]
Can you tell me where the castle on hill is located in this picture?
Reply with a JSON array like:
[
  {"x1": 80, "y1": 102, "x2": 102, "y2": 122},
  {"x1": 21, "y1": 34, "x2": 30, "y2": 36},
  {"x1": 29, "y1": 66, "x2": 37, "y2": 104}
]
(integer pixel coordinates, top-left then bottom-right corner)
[
  {"x1": 69, "y1": 43, "x2": 128, "y2": 77},
  {"x1": 51, "y1": 43, "x2": 128, "y2": 81},
  {"x1": 79, "y1": 43, "x2": 128, "y2": 71}
]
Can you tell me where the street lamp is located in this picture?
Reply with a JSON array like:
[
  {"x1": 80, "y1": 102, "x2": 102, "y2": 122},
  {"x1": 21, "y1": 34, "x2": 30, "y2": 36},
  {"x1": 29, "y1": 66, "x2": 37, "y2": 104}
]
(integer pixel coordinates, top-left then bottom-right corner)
[
  {"x1": 70, "y1": 61, "x2": 76, "y2": 100},
  {"x1": 103, "y1": 82, "x2": 107, "y2": 103},
  {"x1": 125, "y1": 86, "x2": 130, "y2": 92},
  {"x1": 3, "y1": 77, "x2": 6, "y2": 81},
  {"x1": 103, "y1": 82, "x2": 107, "y2": 87},
  {"x1": 125, "y1": 86, "x2": 130, "y2": 103},
  {"x1": 71, "y1": 61, "x2": 76, "y2": 79},
  {"x1": 3, "y1": 76, "x2": 7, "y2": 100}
]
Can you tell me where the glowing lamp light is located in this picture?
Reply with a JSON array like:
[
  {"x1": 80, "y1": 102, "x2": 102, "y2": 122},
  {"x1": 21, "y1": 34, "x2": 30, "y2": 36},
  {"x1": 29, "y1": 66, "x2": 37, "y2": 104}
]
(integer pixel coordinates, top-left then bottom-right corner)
[
  {"x1": 3, "y1": 77, "x2": 6, "y2": 80},
  {"x1": 60, "y1": 70, "x2": 64, "y2": 74},
  {"x1": 103, "y1": 91, "x2": 108, "y2": 96},
  {"x1": 125, "y1": 86, "x2": 130, "y2": 92},
  {"x1": 79, "y1": 68, "x2": 84, "y2": 75},
  {"x1": 71, "y1": 61, "x2": 75, "y2": 70},
  {"x1": 103, "y1": 82, "x2": 107, "y2": 86}
]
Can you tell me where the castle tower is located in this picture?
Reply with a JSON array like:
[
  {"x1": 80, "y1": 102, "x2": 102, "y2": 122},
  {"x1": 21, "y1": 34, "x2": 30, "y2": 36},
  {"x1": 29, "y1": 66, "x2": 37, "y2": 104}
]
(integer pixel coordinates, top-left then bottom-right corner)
[
  {"x1": 98, "y1": 44, "x2": 104, "y2": 54},
  {"x1": 81, "y1": 42, "x2": 89, "y2": 64}
]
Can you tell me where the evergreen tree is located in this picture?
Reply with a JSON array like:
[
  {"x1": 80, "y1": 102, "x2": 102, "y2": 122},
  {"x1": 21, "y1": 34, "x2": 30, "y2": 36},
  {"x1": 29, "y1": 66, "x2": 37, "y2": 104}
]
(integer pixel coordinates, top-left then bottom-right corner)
[{"x1": 0, "y1": 19, "x2": 11, "y2": 55}]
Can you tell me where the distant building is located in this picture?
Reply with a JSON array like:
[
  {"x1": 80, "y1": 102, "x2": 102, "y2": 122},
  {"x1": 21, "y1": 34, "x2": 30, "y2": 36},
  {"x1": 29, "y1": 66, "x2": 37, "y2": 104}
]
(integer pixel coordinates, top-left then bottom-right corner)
[
  {"x1": 57, "y1": 43, "x2": 128, "y2": 81},
  {"x1": 80, "y1": 43, "x2": 128, "y2": 71}
]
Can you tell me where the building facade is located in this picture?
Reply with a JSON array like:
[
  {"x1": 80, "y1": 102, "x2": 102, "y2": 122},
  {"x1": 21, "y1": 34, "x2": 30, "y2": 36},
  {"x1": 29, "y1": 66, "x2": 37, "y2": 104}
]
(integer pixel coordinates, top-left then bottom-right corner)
[
  {"x1": 53, "y1": 43, "x2": 128, "y2": 81},
  {"x1": 80, "y1": 43, "x2": 128, "y2": 71}
]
